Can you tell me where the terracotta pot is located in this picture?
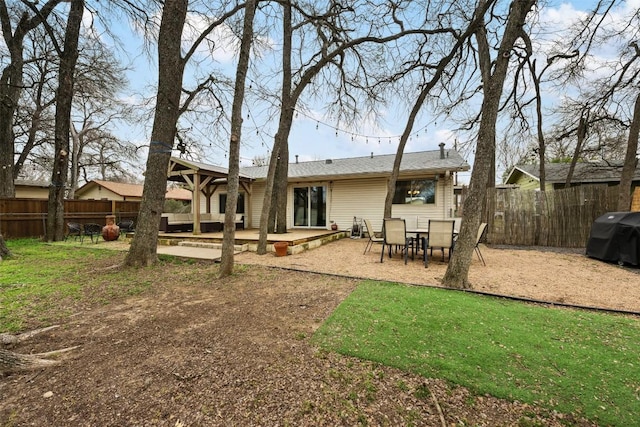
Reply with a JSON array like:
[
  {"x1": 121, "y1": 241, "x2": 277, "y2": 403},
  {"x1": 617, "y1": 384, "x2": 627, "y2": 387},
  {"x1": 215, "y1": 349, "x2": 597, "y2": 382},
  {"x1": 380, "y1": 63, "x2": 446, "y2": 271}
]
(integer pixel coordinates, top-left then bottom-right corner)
[
  {"x1": 331, "y1": 223, "x2": 338, "y2": 231},
  {"x1": 273, "y1": 241, "x2": 288, "y2": 257},
  {"x1": 102, "y1": 215, "x2": 120, "y2": 241}
]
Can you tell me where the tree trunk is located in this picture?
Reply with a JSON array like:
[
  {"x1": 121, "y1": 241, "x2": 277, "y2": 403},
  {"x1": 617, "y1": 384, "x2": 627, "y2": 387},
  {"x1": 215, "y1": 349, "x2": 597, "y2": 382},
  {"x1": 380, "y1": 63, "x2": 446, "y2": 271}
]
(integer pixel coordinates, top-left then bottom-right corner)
[
  {"x1": 257, "y1": 2, "x2": 293, "y2": 253},
  {"x1": 442, "y1": 0, "x2": 536, "y2": 289},
  {"x1": 0, "y1": 233, "x2": 10, "y2": 259},
  {"x1": 0, "y1": 348, "x2": 59, "y2": 373},
  {"x1": 124, "y1": 0, "x2": 187, "y2": 267},
  {"x1": 274, "y1": 141, "x2": 289, "y2": 233},
  {"x1": 45, "y1": 0, "x2": 84, "y2": 242},
  {"x1": 564, "y1": 112, "x2": 588, "y2": 188},
  {"x1": 617, "y1": 92, "x2": 640, "y2": 211},
  {"x1": 219, "y1": 0, "x2": 257, "y2": 277}
]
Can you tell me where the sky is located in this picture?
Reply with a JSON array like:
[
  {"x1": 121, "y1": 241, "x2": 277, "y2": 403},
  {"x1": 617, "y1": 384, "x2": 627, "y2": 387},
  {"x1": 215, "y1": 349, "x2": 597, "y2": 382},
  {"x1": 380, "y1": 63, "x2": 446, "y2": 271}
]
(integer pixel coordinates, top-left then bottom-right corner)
[{"x1": 108, "y1": 0, "x2": 619, "y2": 184}]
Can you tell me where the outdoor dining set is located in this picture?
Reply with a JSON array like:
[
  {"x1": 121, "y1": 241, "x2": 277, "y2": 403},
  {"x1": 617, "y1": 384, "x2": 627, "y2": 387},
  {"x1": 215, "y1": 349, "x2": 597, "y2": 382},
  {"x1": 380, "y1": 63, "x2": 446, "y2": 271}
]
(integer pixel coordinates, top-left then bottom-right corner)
[{"x1": 363, "y1": 217, "x2": 487, "y2": 267}]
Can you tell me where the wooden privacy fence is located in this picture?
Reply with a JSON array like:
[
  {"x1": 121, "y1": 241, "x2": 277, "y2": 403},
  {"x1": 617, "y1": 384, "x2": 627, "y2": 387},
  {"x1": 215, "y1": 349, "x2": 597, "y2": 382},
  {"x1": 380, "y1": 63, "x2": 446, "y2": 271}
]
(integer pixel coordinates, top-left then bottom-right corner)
[
  {"x1": 0, "y1": 199, "x2": 140, "y2": 239},
  {"x1": 486, "y1": 185, "x2": 620, "y2": 248}
]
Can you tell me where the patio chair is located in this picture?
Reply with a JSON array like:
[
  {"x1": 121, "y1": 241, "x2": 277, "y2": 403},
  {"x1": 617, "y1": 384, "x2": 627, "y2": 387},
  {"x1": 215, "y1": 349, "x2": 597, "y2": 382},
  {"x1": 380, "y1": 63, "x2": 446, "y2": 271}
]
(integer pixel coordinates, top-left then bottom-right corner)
[
  {"x1": 380, "y1": 218, "x2": 413, "y2": 264},
  {"x1": 83, "y1": 223, "x2": 102, "y2": 244},
  {"x1": 117, "y1": 219, "x2": 135, "y2": 234},
  {"x1": 425, "y1": 219, "x2": 456, "y2": 265},
  {"x1": 363, "y1": 219, "x2": 384, "y2": 254},
  {"x1": 65, "y1": 222, "x2": 82, "y2": 241},
  {"x1": 475, "y1": 222, "x2": 488, "y2": 266}
]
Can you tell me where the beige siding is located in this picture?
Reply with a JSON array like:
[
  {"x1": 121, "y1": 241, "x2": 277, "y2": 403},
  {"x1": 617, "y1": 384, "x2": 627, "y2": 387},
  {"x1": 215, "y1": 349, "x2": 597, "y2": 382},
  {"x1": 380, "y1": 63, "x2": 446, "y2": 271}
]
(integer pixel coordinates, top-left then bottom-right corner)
[
  {"x1": 77, "y1": 187, "x2": 122, "y2": 200},
  {"x1": 329, "y1": 178, "x2": 386, "y2": 232},
  {"x1": 15, "y1": 186, "x2": 49, "y2": 199},
  {"x1": 244, "y1": 176, "x2": 458, "y2": 231}
]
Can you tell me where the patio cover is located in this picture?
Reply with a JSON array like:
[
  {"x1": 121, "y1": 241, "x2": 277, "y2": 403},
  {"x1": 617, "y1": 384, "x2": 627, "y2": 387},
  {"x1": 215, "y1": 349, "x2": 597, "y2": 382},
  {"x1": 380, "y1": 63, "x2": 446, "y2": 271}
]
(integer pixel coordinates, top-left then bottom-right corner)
[
  {"x1": 167, "y1": 157, "x2": 254, "y2": 233},
  {"x1": 586, "y1": 211, "x2": 640, "y2": 266}
]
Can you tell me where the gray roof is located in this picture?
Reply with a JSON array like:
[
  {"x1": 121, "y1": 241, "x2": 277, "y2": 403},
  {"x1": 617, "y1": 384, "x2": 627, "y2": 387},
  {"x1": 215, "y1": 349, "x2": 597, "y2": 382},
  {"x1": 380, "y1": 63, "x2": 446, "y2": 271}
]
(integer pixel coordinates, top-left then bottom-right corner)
[
  {"x1": 509, "y1": 162, "x2": 640, "y2": 184},
  {"x1": 15, "y1": 179, "x2": 49, "y2": 187},
  {"x1": 240, "y1": 150, "x2": 469, "y2": 180}
]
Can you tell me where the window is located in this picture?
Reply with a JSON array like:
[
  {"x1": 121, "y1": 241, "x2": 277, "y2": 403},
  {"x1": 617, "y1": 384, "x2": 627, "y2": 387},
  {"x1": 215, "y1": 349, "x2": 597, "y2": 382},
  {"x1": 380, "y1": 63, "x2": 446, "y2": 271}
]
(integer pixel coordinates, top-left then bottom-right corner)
[
  {"x1": 293, "y1": 186, "x2": 327, "y2": 227},
  {"x1": 393, "y1": 179, "x2": 436, "y2": 205},
  {"x1": 219, "y1": 193, "x2": 245, "y2": 213}
]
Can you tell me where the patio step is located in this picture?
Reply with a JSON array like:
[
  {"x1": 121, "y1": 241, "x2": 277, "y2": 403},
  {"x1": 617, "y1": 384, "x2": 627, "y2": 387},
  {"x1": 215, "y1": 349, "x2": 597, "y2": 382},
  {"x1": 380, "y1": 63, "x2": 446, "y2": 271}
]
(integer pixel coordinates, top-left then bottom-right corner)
[{"x1": 177, "y1": 240, "x2": 248, "y2": 252}]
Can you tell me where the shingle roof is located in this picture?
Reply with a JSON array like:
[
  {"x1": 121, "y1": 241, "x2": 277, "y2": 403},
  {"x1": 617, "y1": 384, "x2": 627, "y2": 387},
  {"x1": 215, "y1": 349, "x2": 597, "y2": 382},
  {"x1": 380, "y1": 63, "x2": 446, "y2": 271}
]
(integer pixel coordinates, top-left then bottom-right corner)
[
  {"x1": 76, "y1": 180, "x2": 192, "y2": 200},
  {"x1": 511, "y1": 163, "x2": 640, "y2": 184},
  {"x1": 240, "y1": 150, "x2": 469, "y2": 180},
  {"x1": 91, "y1": 180, "x2": 144, "y2": 197}
]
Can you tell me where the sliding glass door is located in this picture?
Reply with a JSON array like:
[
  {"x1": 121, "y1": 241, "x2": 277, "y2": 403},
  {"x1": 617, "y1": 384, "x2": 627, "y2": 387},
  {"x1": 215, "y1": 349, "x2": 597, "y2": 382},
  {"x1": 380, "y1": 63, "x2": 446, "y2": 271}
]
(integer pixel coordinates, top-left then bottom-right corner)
[{"x1": 293, "y1": 186, "x2": 327, "y2": 227}]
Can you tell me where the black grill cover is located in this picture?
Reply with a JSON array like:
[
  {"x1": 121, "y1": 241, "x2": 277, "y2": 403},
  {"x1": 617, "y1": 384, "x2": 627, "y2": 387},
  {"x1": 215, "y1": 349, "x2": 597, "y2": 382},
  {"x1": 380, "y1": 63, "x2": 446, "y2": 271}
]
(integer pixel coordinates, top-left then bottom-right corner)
[{"x1": 586, "y1": 211, "x2": 640, "y2": 266}]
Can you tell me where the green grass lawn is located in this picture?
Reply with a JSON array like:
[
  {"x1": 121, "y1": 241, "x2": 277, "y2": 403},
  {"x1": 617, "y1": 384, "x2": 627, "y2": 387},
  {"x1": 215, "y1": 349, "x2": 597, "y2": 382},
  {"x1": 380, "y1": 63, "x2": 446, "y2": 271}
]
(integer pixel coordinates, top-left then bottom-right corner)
[
  {"x1": 0, "y1": 239, "x2": 156, "y2": 331},
  {"x1": 312, "y1": 281, "x2": 640, "y2": 426}
]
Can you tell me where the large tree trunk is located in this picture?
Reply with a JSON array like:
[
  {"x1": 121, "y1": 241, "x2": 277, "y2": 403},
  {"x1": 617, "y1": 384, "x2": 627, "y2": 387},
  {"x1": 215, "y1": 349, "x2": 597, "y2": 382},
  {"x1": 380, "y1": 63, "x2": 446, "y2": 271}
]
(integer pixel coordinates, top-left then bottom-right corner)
[
  {"x1": 219, "y1": 0, "x2": 257, "y2": 276},
  {"x1": 0, "y1": 233, "x2": 10, "y2": 259},
  {"x1": 617, "y1": 92, "x2": 640, "y2": 211},
  {"x1": 0, "y1": 348, "x2": 59, "y2": 373},
  {"x1": 124, "y1": 0, "x2": 187, "y2": 267},
  {"x1": 442, "y1": 0, "x2": 536, "y2": 289},
  {"x1": 1, "y1": 325, "x2": 77, "y2": 374},
  {"x1": 257, "y1": 2, "x2": 293, "y2": 253},
  {"x1": 45, "y1": 0, "x2": 84, "y2": 242},
  {"x1": 273, "y1": 141, "x2": 289, "y2": 233}
]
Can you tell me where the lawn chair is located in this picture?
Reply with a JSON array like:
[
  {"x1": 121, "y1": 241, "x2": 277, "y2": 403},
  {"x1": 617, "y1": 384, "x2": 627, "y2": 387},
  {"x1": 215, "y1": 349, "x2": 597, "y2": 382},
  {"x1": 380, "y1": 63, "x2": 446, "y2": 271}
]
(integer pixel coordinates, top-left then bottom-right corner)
[
  {"x1": 380, "y1": 218, "x2": 413, "y2": 264},
  {"x1": 363, "y1": 219, "x2": 384, "y2": 254},
  {"x1": 83, "y1": 223, "x2": 102, "y2": 244},
  {"x1": 65, "y1": 222, "x2": 82, "y2": 241},
  {"x1": 475, "y1": 222, "x2": 488, "y2": 266},
  {"x1": 425, "y1": 219, "x2": 456, "y2": 266},
  {"x1": 117, "y1": 219, "x2": 135, "y2": 234}
]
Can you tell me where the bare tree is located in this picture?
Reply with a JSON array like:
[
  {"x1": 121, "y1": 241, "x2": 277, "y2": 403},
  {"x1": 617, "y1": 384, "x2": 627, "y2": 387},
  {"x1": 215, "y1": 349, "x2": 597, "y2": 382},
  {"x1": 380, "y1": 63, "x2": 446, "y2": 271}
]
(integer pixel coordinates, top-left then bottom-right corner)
[
  {"x1": 0, "y1": 0, "x2": 64, "y2": 197},
  {"x1": 442, "y1": 0, "x2": 537, "y2": 289},
  {"x1": 256, "y1": 1, "x2": 454, "y2": 254},
  {"x1": 124, "y1": 1, "x2": 245, "y2": 266},
  {"x1": 46, "y1": 0, "x2": 84, "y2": 242},
  {"x1": 382, "y1": 0, "x2": 496, "y2": 218},
  {"x1": 124, "y1": 0, "x2": 188, "y2": 267},
  {"x1": 219, "y1": 0, "x2": 257, "y2": 277}
]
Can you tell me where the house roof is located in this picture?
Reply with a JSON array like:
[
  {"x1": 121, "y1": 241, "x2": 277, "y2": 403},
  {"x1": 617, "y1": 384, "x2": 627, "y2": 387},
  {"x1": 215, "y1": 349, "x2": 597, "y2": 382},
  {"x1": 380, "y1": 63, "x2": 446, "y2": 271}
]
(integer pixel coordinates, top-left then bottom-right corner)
[
  {"x1": 168, "y1": 157, "x2": 254, "y2": 182},
  {"x1": 14, "y1": 179, "x2": 49, "y2": 188},
  {"x1": 75, "y1": 180, "x2": 192, "y2": 200},
  {"x1": 505, "y1": 162, "x2": 640, "y2": 185},
  {"x1": 240, "y1": 150, "x2": 470, "y2": 180}
]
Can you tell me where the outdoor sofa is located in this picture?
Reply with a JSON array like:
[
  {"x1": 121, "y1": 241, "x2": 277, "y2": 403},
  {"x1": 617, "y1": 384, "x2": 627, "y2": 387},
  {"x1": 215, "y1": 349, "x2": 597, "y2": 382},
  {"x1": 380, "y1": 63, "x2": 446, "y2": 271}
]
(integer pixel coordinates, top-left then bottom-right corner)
[{"x1": 159, "y1": 213, "x2": 244, "y2": 232}]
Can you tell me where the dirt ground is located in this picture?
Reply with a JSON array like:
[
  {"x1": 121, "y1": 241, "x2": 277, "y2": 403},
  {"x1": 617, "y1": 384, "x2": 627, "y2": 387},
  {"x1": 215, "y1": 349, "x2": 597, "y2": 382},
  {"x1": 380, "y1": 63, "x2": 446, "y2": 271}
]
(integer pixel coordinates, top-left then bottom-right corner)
[{"x1": 1, "y1": 239, "x2": 638, "y2": 426}]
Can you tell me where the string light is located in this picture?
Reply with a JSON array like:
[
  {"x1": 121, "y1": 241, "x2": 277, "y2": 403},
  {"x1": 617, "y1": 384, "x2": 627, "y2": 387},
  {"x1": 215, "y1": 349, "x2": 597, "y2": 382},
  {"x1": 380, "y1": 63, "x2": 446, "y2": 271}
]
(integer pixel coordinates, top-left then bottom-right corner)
[{"x1": 290, "y1": 107, "x2": 435, "y2": 145}]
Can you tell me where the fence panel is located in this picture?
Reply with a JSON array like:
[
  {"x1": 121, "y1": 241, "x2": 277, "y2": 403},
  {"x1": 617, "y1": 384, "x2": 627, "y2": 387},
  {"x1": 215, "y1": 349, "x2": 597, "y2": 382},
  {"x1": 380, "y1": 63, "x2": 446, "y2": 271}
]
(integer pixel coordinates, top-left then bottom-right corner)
[
  {"x1": 487, "y1": 185, "x2": 620, "y2": 248},
  {"x1": 0, "y1": 198, "x2": 140, "y2": 239}
]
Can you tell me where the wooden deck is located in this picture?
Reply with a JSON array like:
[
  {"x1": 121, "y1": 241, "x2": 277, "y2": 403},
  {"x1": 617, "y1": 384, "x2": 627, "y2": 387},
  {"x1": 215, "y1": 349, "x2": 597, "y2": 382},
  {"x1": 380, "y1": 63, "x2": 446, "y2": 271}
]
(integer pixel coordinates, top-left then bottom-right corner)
[{"x1": 154, "y1": 228, "x2": 350, "y2": 254}]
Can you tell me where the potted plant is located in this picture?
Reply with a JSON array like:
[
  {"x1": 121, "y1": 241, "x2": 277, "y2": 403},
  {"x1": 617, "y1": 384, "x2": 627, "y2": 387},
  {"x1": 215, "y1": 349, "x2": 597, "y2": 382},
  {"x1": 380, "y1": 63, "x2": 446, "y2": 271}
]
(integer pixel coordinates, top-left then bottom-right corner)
[{"x1": 273, "y1": 241, "x2": 288, "y2": 257}]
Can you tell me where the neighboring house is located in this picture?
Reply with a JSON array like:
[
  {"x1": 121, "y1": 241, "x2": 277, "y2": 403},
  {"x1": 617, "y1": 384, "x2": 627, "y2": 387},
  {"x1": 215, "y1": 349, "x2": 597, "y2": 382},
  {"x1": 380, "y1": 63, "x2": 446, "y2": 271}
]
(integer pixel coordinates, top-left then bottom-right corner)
[
  {"x1": 505, "y1": 163, "x2": 640, "y2": 191},
  {"x1": 14, "y1": 180, "x2": 49, "y2": 198},
  {"x1": 168, "y1": 147, "x2": 470, "y2": 232},
  {"x1": 75, "y1": 180, "x2": 192, "y2": 202}
]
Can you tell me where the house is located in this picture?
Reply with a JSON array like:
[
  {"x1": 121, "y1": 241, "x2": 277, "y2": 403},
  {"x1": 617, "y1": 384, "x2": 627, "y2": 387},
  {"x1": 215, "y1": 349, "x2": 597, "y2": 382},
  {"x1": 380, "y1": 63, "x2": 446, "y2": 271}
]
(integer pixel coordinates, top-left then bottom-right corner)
[
  {"x1": 75, "y1": 180, "x2": 192, "y2": 202},
  {"x1": 14, "y1": 179, "x2": 49, "y2": 198},
  {"x1": 167, "y1": 146, "x2": 470, "y2": 233},
  {"x1": 505, "y1": 162, "x2": 640, "y2": 191}
]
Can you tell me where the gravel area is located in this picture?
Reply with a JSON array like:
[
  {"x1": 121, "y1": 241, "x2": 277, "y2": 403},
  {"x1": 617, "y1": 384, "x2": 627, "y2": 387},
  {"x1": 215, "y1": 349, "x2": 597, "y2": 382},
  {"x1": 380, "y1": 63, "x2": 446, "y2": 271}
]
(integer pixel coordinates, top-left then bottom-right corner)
[{"x1": 236, "y1": 237, "x2": 640, "y2": 314}]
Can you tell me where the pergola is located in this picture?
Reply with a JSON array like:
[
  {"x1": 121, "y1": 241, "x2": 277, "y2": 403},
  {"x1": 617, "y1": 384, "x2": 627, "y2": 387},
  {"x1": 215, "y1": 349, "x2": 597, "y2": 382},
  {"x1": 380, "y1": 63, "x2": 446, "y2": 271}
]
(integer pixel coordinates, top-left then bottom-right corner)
[{"x1": 167, "y1": 157, "x2": 254, "y2": 234}]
